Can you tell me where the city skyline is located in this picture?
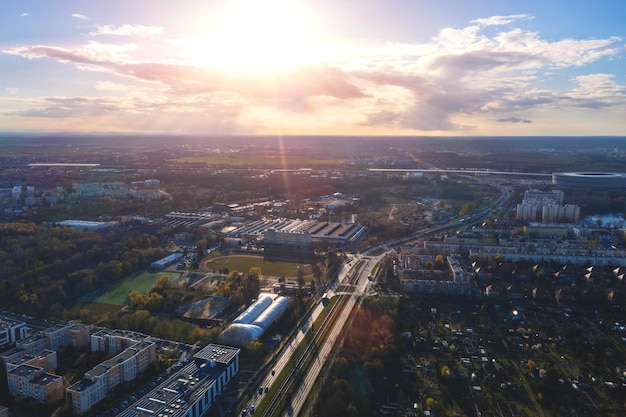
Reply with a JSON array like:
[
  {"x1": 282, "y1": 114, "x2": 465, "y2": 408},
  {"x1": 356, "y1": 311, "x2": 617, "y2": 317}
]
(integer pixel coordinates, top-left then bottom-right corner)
[{"x1": 1, "y1": 0, "x2": 625, "y2": 136}]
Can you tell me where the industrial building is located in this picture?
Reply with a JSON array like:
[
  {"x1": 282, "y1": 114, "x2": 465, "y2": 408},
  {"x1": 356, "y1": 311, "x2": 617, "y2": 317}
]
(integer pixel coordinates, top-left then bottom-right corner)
[
  {"x1": 118, "y1": 344, "x2": 240, "y2": 417},
  {"x1": 228, "y1": 218, "x2": 367, "y2": 248},
  {"x1": 219, "y1": 294, "x2": 290, "y2": 346},
  {"x1": 150, "y1": 252, "x2": 183, "y2": 270}
]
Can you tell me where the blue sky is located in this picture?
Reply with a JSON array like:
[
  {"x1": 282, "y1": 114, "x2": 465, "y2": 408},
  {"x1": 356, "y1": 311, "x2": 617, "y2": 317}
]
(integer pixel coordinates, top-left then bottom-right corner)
[{"x1": 1, "y1": 0, "x2": 624, "y2": 135}]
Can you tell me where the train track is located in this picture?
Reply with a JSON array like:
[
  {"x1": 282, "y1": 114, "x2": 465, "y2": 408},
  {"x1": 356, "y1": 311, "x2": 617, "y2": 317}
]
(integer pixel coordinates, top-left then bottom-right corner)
[{"x1": 258, "y1": 266, "x2": 363, "y2": 417}]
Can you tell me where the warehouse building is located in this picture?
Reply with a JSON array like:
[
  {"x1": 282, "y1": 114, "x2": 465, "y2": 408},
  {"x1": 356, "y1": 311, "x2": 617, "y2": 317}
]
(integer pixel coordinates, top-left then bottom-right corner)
[{"x1": 150, "y1": 252, "x2": 183, "y2": 270}]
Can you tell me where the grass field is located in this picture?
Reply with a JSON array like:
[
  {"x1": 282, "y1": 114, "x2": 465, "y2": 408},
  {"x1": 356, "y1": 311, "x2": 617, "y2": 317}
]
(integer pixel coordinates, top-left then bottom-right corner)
[
  {"x1": 203, "y1": 255, "x2": 311, "y2": 277},
  {"x1": 69, "y1": 301, "x2": 121, "y2": 316},
  {"x1": 89, "y1": 270, "x2": 175, "y2": 306},
  {"x1": 79, "y1": 255, "x2": 309, "y2": 313},
  {"x1": 170, "y1": 155, "x2": 341, "y2": 167}
]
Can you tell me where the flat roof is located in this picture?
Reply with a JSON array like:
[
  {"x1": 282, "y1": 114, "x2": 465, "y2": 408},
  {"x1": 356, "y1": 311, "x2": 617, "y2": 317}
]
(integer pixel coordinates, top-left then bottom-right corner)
[
  {"x1": 193, "y1": 344, "x2": 239, "y2": 364},
  {"x1": 0, "y1": 316, "x2": 25, "y2": 329},
  {"x1": 68, "y1": 377, "x2": 97, "y2": 392},
  {"x1": 119, "y1": 344, "x2": 239, "y2": 417},
  {"x1": 31, "y1": 372, "x2": 61, "y2": 386},
  {"x1": 8, "y1": 364, "x2": 40, "y2": 377}
]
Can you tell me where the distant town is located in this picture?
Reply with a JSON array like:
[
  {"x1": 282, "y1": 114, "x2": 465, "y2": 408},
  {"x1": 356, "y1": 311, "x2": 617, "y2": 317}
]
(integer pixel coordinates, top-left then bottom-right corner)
[{"x1": 1, "y1": 135, "x2": 626, "y2": 417}]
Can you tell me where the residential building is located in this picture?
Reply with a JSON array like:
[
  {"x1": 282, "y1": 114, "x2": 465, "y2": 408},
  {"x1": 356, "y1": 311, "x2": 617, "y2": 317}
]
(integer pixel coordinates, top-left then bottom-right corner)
[
  {"x1": 0, "y1": 316, "x2": 28, "y2": 348},
  {"x1": 7, "y1": 364, "x2": 63, "y2": 404},
  {"x1": 67, "y1": 330, "x2": 157, "y2": 415}
]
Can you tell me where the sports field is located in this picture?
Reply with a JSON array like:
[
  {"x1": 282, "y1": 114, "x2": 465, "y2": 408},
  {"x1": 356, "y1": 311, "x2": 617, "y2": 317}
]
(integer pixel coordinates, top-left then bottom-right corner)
[
  {"x1": 85, "y1": 270, "x2": 174, "y2": 306},
  {"x1": 202, "y1": 255, "x2": 311, "y2": 277},
  {"x1": 82, "y1": 256, "x2": 308, "y2": 309}
]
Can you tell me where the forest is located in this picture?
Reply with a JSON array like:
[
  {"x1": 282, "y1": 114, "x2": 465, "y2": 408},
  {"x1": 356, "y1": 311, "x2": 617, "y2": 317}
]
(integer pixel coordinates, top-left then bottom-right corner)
[
  {"x1": 0, "y1": 222, "x2": 167, "y2": 316},
  {"x1": 312, "y1": 298, "x2": 400, "y2": 417}
]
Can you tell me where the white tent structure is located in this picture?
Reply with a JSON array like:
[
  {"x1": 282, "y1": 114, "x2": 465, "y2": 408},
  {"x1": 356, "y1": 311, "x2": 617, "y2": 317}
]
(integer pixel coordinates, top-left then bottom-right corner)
[
  {"x1": 219, "y1": 293, "x2": 291, "y2": 346},
  {"x1": 233, "y1": 294, "x2": 274, "y2": 324}
]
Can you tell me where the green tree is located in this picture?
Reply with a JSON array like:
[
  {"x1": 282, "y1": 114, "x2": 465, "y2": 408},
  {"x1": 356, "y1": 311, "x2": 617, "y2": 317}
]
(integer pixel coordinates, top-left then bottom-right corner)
[{"x1": 297, "y1": 267, "x2": 306, "y2": 288}]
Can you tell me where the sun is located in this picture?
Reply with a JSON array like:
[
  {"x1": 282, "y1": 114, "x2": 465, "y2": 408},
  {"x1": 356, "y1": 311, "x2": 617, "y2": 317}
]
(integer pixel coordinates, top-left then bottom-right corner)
[{"x1": 196, "y1": 0, "x2": 324, "y2": 72}]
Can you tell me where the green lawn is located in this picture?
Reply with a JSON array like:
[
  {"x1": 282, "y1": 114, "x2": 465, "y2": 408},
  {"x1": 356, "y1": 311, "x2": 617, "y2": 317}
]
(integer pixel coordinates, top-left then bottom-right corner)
[
  {"x1": 69, "y1": 301, "x2": 121, "y2": 316},
  {"x1": 203, "y1": 255, "x2": 311, "y2": 277},
  {"x1": 82, "y1": 256, "x2": 308, "y2": 309},
  {"x1": 91, "y1": 270, "x2": 174, "y2": 305}
]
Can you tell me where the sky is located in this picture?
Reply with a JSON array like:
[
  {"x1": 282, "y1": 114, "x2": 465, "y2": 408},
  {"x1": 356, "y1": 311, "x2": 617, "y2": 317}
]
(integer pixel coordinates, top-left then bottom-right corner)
[{"x1": 1, "y1": 0, "x2": 625, "y2": 136}]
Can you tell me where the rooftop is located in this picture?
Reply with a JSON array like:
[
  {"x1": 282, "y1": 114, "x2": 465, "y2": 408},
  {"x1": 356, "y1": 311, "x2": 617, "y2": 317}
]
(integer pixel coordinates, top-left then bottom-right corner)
[
  {"x1": 193, "y1": 344, "x2": 239, "y2": 364},
  {"x1": 8, "y1": 364, "x2": 40, "y2": 378},
  {"x1": 31, "y1": 372, "x2": 62, "y2": 386},
  {"x1": 119, "y1": 344, "x2": 239, "y2": 417},
  {"x1": 0, "y1": 316, "x2": 25, "y2": 329}
]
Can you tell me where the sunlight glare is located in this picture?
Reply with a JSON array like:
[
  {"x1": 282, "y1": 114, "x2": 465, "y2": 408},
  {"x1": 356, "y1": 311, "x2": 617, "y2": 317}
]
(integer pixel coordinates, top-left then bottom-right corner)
[{"x1": 198, "y1": 0, "x2": 323, "y2": 71}]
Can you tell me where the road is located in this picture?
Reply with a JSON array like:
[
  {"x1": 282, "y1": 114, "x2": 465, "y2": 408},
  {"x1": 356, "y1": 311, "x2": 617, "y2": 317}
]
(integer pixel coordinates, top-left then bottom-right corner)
[
  {"x1": 240, "y1": 257, "x2": 371, "y2": 416},
  {"x1": 240, "y1": 256, "x2": 380, "y2": 417},
  {"x1": 279, "y1": 257, "x2": 379, "y2": 417}
]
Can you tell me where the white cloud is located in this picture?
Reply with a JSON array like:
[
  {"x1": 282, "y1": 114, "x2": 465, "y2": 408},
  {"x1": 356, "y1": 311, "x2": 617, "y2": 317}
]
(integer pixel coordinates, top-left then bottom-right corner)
[
  {"x1": 3, "y1": 14, "x2": 625, "y2": 133},
  {"x1": 471, "y1": 14, "x2": 533, "y2": 27},
  {"x1": 5, "y1": 87, "x2": 20, "y2": 94},
  {"x1": 71, "y1": 13, "x2": 89, "y2": 20},
  {"x1": 95, "y1": 81, "x2": 133, "y2": 91},
  {"x1": 20, "y1": 12, "x2": 29, "y2": 17},
  {"x1": 90, "y1": 24, "x2": 164, "y2": 37}
]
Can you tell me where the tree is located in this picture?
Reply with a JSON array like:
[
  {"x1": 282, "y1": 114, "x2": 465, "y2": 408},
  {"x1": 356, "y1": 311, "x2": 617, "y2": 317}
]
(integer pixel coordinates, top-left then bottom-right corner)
[
  {"x1": 297, "y1": 267, "x2": 306, "y2": 288},
  {"x1": 426, "y1": 397, "x2": 438, "y2": 409},
  {"x1": 312, "y1": 263, "x2": 322, "y2": 280},
  {"x1": 245, "y1": 340, "x2": 264, "y2": 358}
]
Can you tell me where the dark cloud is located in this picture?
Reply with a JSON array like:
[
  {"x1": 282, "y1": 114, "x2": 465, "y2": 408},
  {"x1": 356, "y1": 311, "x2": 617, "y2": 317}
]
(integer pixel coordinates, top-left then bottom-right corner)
[
  {"x1": 429, "y1": 50, "x2": 547, "y2": 76},
  {"x1": 496, "y1": 117, "x2": 532, "y2": 124},
  {"x1": 362, "y1": 110, "x2": 402, "y2": 126}
]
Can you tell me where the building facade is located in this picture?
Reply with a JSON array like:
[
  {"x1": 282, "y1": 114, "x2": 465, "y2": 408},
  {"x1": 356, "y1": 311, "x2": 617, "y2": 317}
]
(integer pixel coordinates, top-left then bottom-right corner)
[
  {"x1": 67, "y1": 330, "x2": 157, "y2": 415},
  {"x1": 7, "y1": 364, "x2": 63, "y2": 404},
  {"x1": 0, "y1": 316, "x2": 28, "y2": 348}
]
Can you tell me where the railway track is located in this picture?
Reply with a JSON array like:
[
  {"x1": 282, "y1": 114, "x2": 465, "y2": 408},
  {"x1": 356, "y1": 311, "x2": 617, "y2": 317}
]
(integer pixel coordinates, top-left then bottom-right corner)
[{"x1": 258, "y1": 267, "x2": 362, "y2": 417}]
